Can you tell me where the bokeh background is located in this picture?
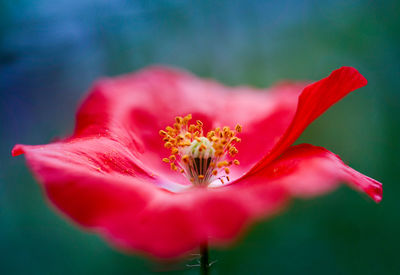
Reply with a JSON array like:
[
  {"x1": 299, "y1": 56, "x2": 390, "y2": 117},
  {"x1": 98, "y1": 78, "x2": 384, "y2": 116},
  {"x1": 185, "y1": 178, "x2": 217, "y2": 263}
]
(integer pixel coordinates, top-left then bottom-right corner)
[{"x1": 1, "y1": 0, "x2": 399, "y2": 274}]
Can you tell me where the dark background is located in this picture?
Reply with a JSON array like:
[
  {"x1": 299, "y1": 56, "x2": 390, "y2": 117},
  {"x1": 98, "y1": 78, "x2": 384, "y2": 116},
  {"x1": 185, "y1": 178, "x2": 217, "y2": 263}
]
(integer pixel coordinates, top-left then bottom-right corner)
[{"x1": 1, "y1": 0, "x2": 399, "y2": 274}]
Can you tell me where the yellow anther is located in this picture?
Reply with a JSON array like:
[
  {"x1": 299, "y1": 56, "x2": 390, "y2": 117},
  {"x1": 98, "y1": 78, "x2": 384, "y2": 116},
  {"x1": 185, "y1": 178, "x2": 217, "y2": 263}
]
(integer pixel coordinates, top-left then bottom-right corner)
[
  {"x1": 235, "y1": 124, "x2": 242, "y2": 133},
  {"x1": 212, "y1": 170, "x2": 218, "y2": 175},
  {"x1": 217, "y1": 161, "x2": 229, "y2": 168},
  {"x1": 184, "y1": 141, "x2": 191, "y2": 146},
  {"x1": 164, "y1": 142, "x2": 173, "y2": 148},
  {"x1": 182, "y1": 155, "x2": 189, "y2": 163},
  {"x1": 233, "y1": 159, "x2": 240, "y2": 165},
  {"x1": 169, "y1": 155, "x2": 176, "y2": 161},
  {"x1": 162, "y1": 158, "x2": 170, "y2": 163},
  {"x1": 175, "y1": 116, "x2": 183, "y2": 124},
  {"x1": 159, "y1": 130, "x2": 167, "y2": 136},
  {"x1": 184, "y1": 114, "x2": 192, "y2": 123},
  {"x1": 229, "y1": 147, "x2": 238, "y2": 156},
  {"x1": 214, "y1": 144, "x2": 224, "y2": 150},
  {"x1": 198, "y1": 175, "x2": 205, "y2": 180},
  {"x1": 184, "y1": 132, "x2": 192, "y2": 139},
  {"x1": 189, "y1": 125, "x2": 196, "y2": 132},
  {"x1": 180, "y1": 169, "x2": 185, "y2": 173},
  {"x1": 171, "y1": 147, "x2": 179, "y2": 154},
  {"x1": 170, "y1": 163, "x2": 177, "y2": 171},
  {"x1": 211, "y1": 136, "x2": 219, "y2": 142},
  {"x1": 230, "y1": 137, "x2": 241, "y2": 143},
  {"x1": 224, "y1": 167, "x2": 230, "y2": 174},
  {"x1": 195, "y1": 137, "x2": 201, "y2": 142},
  {"x1": 196, "y1": 120, "x2": 203, "y2": 126},
  {"x1": 173, "y1": 123, "x2": 181, "y2": 130}
]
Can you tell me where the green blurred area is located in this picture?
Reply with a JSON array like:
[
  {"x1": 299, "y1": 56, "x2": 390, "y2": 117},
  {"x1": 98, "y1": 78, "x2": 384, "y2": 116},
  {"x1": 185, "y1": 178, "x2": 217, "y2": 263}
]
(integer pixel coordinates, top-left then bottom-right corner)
[{"x1": 1, "y1": 0, "x2": 399, "y2": 274}]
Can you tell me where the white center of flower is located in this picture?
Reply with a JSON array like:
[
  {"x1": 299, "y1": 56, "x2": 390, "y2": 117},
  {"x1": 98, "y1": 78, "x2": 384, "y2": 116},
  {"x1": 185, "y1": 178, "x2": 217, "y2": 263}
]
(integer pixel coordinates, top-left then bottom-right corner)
[{"x1": 184, "y1": 137, "x2": 215, "y2": 158}]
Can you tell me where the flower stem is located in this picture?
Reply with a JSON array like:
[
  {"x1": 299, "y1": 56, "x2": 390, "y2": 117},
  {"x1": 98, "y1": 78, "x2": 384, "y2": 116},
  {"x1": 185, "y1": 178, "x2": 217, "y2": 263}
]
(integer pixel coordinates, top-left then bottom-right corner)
[{"x1": 200, "y1": 242, "x2": 209, "y2": 275}]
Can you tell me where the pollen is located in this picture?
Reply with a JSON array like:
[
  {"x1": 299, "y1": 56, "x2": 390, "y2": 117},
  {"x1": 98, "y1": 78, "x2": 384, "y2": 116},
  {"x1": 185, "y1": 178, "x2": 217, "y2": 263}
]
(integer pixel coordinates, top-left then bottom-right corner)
[
  {"x1": 169, "y1": 155, "x2": 176, "y2": 161},
  {"x1": 162, "y1": 158, "x2": 170, "y2": 163},
  {"x1": 159, "y1": 114, "x2": 242, "y2": 187}
]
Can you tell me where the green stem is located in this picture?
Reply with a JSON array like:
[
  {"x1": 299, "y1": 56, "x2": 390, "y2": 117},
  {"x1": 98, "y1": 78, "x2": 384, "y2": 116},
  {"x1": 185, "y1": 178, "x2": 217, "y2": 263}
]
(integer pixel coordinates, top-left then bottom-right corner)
[{"x1": 200, "y1": 243, "x2": 209, "y2": 275}]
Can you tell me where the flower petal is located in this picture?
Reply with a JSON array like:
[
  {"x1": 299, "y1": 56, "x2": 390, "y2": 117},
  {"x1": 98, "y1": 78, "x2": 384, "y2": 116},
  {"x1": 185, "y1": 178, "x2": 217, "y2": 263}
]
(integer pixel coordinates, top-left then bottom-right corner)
[
  {"x1": 12, "y1": 136, "x2": 188, "y2": 192},
  {"x1": 13, "y1": 142, "x2": 289, "y2": 258},
  {"x1": 230, "y1": 82, "x2": 308, "y2": 172},
  {"x1": 248, "y1": 67, "x2": 368, "y2": 175},
  {"x1": 15, "y1": 145, "x2": 198, "y2": 257},
  {"x1": 12, "y1": 139, "x2": 153, "y2": 179},
  {"x1": 236, "y1": 144, "x2": 382, "y2": 202}
]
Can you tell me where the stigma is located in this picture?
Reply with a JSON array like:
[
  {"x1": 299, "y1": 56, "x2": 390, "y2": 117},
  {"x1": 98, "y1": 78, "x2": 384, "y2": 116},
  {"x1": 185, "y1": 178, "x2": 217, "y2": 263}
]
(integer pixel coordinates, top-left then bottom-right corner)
[{"x1": 159, "y1": 114, "x2": 241, "y2": 187}]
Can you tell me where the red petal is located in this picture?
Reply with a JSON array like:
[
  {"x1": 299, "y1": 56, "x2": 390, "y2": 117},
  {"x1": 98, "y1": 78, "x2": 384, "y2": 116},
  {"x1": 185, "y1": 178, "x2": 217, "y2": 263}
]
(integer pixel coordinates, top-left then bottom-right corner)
[
  {"x1": 13, "y1": 139, "x2": 153, "y2": 179},
  {"x1": 248, "y1": 67, "x2": 368, "y2": 175},
  {"x1": 13, "y1": 143, "x2": 289, "y2": 258},
  {"x1": 237, "y1": 144, "x2": 382, "y2": 202},
  {"x1": 12, "y1": 136, "x2": 188, "y2": 192},
  {"x1": 231, "y1": 82, "x2": 308, "y2": 172}
]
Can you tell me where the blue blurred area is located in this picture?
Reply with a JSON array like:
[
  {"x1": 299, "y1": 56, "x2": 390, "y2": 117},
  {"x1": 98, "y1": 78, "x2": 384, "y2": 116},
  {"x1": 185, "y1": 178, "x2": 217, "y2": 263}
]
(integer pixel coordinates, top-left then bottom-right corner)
[{"x1": 1, "y1": 0, "x2": 399, "y2": 274}]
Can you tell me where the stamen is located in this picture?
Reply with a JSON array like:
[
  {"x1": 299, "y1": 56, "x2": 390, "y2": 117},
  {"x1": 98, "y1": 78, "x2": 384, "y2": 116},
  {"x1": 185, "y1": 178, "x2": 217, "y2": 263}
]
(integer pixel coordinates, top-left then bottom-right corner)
[
  {"x1": 235, "y1": 124, "x2": 242, "y2": 133},
  {"x1": 164, "y1": 142, "x2": 173, "y2": 148},
  {"x1": 160, "y1": 114, "x2": 242, "y2": 187}
]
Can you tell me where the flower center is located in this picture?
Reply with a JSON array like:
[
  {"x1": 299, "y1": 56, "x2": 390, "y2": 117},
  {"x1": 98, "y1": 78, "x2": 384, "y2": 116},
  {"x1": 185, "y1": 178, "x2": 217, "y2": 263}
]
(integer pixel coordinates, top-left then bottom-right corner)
[{"x1": 159, "y1": 114, "x2": 242, "y2": 187}]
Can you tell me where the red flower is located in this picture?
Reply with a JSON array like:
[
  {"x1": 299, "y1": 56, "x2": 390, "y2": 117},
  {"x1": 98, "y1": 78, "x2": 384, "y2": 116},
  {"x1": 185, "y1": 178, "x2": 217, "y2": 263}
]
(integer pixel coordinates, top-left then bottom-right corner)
[{"x1": 12, "y1": 66, "x2": 382, "y2": 258}]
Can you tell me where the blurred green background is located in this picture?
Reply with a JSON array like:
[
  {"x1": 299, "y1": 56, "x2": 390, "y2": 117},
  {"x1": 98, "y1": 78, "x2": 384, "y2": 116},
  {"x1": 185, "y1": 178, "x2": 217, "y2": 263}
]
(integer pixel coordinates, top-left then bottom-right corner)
[{"x1": 1, "y1": 0, "x2": 399, "y2": 274}]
